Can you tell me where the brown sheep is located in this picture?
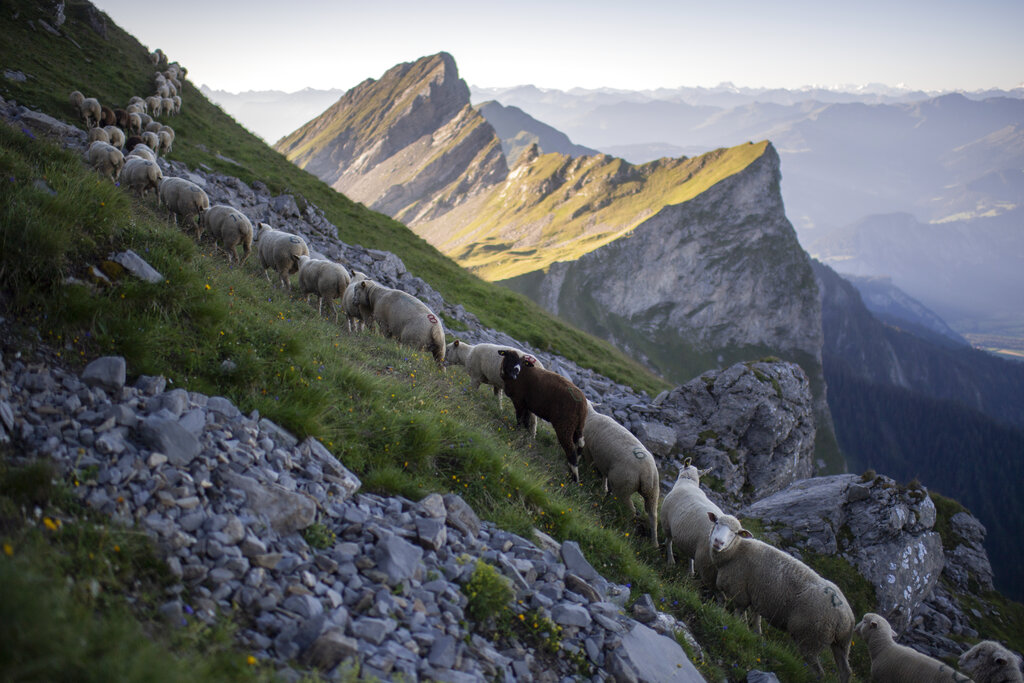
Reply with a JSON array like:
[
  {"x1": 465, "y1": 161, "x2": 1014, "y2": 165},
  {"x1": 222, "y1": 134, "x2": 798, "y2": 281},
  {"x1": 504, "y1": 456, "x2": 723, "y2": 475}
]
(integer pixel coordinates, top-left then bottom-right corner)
[
  {"x1": 99, "y1": 105, "x2": 116, "y2": 128},
  {"x1": 114, "y1": 108, "x2": 129, "y2": 129},
  {"x1": 498, "y1": 349, "x2": 587, "y2": 481}
]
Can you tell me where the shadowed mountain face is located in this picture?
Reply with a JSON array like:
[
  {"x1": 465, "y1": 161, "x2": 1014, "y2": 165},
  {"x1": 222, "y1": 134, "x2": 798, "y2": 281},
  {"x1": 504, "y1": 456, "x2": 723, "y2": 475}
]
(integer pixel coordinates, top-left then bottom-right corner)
[{"x1": 474, "y1": 100, "x2": 598, "y2": 163}]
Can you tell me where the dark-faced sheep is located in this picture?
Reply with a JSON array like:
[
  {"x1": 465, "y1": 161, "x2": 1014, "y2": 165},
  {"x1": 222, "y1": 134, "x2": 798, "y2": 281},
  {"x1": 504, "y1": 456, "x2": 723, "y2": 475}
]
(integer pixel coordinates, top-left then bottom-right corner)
[
  {"x1": 498, "y1": 349, "x2": 587, "y2": 481},
  {"x1": 707, "y1": 512, "x2": 854, "y2": 682}
]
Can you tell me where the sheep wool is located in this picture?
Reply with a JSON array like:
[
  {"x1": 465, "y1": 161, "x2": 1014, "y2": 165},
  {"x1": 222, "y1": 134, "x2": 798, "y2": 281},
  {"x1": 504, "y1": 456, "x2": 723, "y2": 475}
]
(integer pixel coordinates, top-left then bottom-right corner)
[
  {"x1": 660, "y1": 458, "x2": 723, "y2": 578},
  {"x1": 959, "y1": 640, "x2": 1022, "y2": 683},
  {"x1": 856, "y1": 613, "x2": 973, "y2": 682},
  {"x1": 341, "y1": 271, "x2": 372, "y2": 332},
  {"x1": 295, "y1": 255, "x2": 351, "y2": 320},
  {"x1": 120, "y1": 157, "x2": 163, "y2": 199},
  {"x1": 158, "y1": 177, "x2": 210, "y2": 236},
  {"x1": 582, "y1": 404, "x2": 660, "y2": 545},
  {"x1": 255, "y1": 224, "x2": 309, "y2": 290},
  {"x1": 202, "y1": 205, "x2": 253, "y2": 264},
  {"x1": 355, "y1": 281, "x2": 445, "y2": 364},
  {"x1": 86, "y1": 140, "x2": 125, "y2": 181},
  {"x1": 708, "y1": 512, "x2": 854, "y2": 682}
]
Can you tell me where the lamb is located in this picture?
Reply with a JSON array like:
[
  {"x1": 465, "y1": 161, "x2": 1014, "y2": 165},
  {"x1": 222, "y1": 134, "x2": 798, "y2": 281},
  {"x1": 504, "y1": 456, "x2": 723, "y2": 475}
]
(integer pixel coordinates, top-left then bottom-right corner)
[
  {"x1": 158, "y1": 177, "x2": 209, "y2": 235},
  {"x1": 127, "y1": 96, "x2": 146, "y2": 112},
  {"x1": 354, "y1": 280, "x2": 445, "y2": 364},
  {"x1": 254, "y1": 223, "x2": 309, "y2": 290},
  {"x1": 80, "y1": 97, "x2": 101, "y2": 128},
  {"x1": 86, "y1": 141, "x2": 125, "y2": 181},
  {"x1": 959, "y1": 640, "x2": 1022, "y2": 683},
  {"x1": 202, "y1": 205, "x2": 253, "y2": 263},
  {"x1": 581, "y1": 403, "x2": 660, "y2": 545},
  {"x1": 157, "y1": 130, "x2": 173, "y2": 155},
  {"x1": 498, "y1": 349, "x2": 588, "y2": 481},
  {"x1": 341, "y1": 271, "x2": 372, "y2": 332},
  {"x1": 127, "y1": 143, "x2": 157, "y2": 163},
  {"x1": 103, "y1": 126, "x2": 125, "y2": 150},
  {"x1": 661, "y1": 458, "x2": 722, "y2": 578},
  {"x1": 138, "y1": 112, "x2": 154, "y2": 128},
  {"x1": 119, "y1": 157, "x2": 163, "y2": 199},
  {"x1": 707, "y1": 512, "x2": 854, "y2": 681},
  {"x1": 444, "y1": 340, "x2": 544, "y2": 411},
  {"x1": 145, "y1": 121, "x2": 163, "y2": 134},
  {"x1": 856, "y1": 613, "x2": 972, "y2": 682},
  {"x1": 296, "y1": 255, "x2": 351, "y2": 319}
]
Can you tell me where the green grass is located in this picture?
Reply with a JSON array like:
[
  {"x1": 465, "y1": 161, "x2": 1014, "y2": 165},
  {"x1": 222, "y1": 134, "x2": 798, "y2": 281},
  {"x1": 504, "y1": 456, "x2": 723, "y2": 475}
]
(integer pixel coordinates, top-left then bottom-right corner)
[{"x1": 0, "y1": 116, "x2": 869, "y2": 680}]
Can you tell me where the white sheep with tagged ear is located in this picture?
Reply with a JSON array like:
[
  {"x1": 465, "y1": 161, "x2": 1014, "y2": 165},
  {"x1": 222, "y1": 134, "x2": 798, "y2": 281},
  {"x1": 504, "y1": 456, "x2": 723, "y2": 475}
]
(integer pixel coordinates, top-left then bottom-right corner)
[
  {"x1": 582, "y1": 402, "x2": 660, "y2": 545},
  {"x1": 86, "y1": 141, "x2": 124, "y2": 181},
  {"x1": 354, "y1": 280, "x2": 446, "y2": 364},
  {"x1": 341, "y1": 271, "x2": 372, "y2": 332},
  {"x1": 201, "y1": 205, "x2": 253, "y2": 264},
  {"x1": 856, "y1": 613, "x2": 973, "y2": 682},
  {"x1": 295, "y1": 255, "x2": 351, "y2": 320},
  {"x1": 959, "y1": 640, "x2": 1022, "y2": 683},
  {"x1": 707, "y1": 511, "x2": 855, "y2": 682},
  {"x1": 444, "y1": 339, "x2": 544, "y2": 411},
  {"x1": 254, "y1": 223, "x2": 309, "y2": 290},
  {"x1": 660, "y1": 457, "x2": 722, "y2": 578},
  {"x1": 120, "y1": 157, "x2": 162, "y2": 199}
]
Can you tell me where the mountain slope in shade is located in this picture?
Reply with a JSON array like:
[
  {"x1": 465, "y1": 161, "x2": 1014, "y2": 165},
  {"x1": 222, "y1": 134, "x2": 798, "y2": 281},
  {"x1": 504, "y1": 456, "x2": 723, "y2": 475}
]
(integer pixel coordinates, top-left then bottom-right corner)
[
  {"x1": 842, "y1": 274, "x2": 969, "y2": 348},
  {"x1": 475, "y1": 100, "x2": 597, "y2": 164}
]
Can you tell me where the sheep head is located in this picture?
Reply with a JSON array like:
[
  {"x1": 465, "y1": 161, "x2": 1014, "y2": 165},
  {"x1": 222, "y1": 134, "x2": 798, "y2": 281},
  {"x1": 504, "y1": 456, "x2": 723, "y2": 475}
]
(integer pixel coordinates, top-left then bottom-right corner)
[
  {"x1": 707, "y1": 512, "x2": 752, "y2": 556},
  {"x1": 498, "y1": 349, "x2": 533, "y2": 381}
]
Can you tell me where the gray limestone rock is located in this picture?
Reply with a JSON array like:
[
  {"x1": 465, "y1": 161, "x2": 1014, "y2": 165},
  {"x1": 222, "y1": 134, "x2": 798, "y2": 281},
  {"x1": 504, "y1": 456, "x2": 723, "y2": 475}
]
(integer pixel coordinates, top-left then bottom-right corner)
[
  {"x1": 139, "y1": 416, "x2": 200, "y2": 467},
  {"x1": 375, "y1": 534, "x2": 423, "y2": 585},
  {"x1": 223, "y1": 471, "x2": 316, "y2": 535},
  {"x1": 112, "y1": 250, "x2": 163, "y2": 284},
  {"x1": 617, "y1": 621, "x2": 704, "y2": 682},
  {"x1": 82, "y1": 356, "x2": 126, "y2": 393},
  {"x1": 301, "y1": 627, "x2": 359, "y2": 671},
  {"x1": 443, "y1": 493, "x2": 481, "y2": 538}
]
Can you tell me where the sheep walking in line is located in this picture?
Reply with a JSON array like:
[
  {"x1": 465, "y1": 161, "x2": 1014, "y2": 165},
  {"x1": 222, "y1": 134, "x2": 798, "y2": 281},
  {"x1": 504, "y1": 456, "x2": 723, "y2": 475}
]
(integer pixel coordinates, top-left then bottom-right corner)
[
  {"x1": 87, "y1": 127, "x2": 110, "y2": 145},
  {"x1": 707, "y1": 512, "x2": 854, "y2": 682},
  {"x1": 959, "y1": 640, "x2": 1022, "y2": 683},
  {"x1": 119, "y1": 157, "x2": 163, "y2": 199},
  {"x1": 142, "y1": 131, "x2": 160, "y2": 155},
  {"x1": 200, "y1": 205, "x2": 253, "y2": 263},
  {"x1": 498, "y1": 349, "x2": 587, "y2": 481},
  {"x1": 85, "y1": 141, "x2": 125, "y2": 181},
  {"x1": 295, "y1": 255, "x2": 351, "y2": 320},
  {"x1": 354, "y1": 280, "x2": 445, "y2": 364},
  {"x1": 99, "y1": 105, "x2": 116, "y2": 128},
  {"x1": 856, "y1": 613, "x2": 973, "y2": 682},
  {"x1": 103, "y1": 125, "x2": 125, "y2": 150},
  {"x1": 445, "y1": 340, "x2": 544, "y2": 408},
  {"x1": 582, "y1": 403, "x2": 660, "y2": 545},
  {"x1": 341, "y1": 271, "x2": 372, "y2": 332},
  {"x1": 69, "y1": 90, "x2": 85, "y2": 116},
  {"x1": 127, "y1": 143, "x2": 157, "y2": 163},
  {"x1": 79, "y1": 96, "x2": 101, "y2": 128},
  {"x1": 661, "y1": 458, "x2": 722, "y2": 579},
  {"x1": 254, "y1": 223, "x2": 309, "y2": 291},
  {"x1": 158, "y1": 177, "x2": 209, "y2": 236}
]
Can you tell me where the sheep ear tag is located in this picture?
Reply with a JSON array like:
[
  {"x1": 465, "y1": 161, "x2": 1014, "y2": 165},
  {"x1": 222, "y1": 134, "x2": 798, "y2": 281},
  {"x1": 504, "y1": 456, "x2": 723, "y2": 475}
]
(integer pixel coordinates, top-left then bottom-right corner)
[
  {"x1": 738, "y1": 530, "x2": 753, "y2": 539},
  {"x1": 523, "y1": 355, "x2": 536, "y2": 366},
  {"x1": 498, "y1": 350, "x2": 506, "y2": 356}
]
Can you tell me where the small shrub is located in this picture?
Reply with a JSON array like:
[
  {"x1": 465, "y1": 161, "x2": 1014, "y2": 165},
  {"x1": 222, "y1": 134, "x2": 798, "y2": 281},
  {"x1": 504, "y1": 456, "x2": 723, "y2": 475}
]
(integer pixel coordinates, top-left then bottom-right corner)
[
  {"x1": 859, "y1": 469, "x2": 876, "y2": 483},
  {"x1": 301, "y1": 522, "x2": 336, "y2": 550},
  {"x1": 462, "y1": 560, "x2": 514, "y2": 624}
]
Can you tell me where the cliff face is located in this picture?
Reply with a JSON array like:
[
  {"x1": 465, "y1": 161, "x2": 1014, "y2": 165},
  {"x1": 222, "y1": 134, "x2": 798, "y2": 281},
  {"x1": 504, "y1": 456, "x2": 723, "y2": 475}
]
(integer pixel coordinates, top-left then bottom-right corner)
[{"x1": 275, "y1": 52, "x2": 507, "y2": 223}]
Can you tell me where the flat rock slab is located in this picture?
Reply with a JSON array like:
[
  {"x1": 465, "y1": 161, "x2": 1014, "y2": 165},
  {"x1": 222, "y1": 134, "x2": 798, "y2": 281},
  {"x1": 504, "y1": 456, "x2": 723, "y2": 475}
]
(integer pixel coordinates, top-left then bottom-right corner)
[
  {"x1": 619, "y1": 621, "x2": 703, "y2": 682},
  {"x1": 82, "y1": 356, "x2": 126, "y2": 393}
]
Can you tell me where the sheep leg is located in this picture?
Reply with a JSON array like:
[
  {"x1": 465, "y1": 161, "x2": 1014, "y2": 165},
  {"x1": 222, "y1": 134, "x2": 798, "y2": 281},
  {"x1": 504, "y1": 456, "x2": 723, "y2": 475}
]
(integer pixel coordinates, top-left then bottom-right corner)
[
  {"x1": 829, "y1": 641, "x2": 851, "y2": 683},
  {"x1": 556, "y1": 427, "x2": 580, "y2": 482},
  {"x1": 666, "y1": 539, "x2": 675, "y2": 565}
]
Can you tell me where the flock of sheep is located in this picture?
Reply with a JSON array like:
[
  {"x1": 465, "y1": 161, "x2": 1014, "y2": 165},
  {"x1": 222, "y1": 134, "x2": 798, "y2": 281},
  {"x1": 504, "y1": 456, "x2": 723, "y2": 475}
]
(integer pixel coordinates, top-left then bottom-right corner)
[{"x1": 64, "y1": 48, "x2": 1022, "y2": 683}]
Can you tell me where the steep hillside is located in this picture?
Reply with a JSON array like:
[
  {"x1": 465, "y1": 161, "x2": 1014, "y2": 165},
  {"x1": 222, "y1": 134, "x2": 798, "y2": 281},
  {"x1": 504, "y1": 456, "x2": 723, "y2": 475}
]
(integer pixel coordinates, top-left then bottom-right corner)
[{"x1": 475, "y1": 100, "x2": 597, "y2": 163}]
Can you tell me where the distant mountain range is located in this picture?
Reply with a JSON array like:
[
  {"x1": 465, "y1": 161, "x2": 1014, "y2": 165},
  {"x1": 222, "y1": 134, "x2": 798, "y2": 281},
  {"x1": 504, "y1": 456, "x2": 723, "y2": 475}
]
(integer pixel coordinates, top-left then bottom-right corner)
[{"x1": 199, "y1": 85, "x2": 344, "y2": 143}]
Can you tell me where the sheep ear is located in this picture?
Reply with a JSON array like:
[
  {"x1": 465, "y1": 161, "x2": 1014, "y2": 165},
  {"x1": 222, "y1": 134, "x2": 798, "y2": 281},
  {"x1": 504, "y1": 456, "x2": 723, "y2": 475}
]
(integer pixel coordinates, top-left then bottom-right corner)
[
  {"x1": 995, "y1": 655, "x2": 1008, "y2": 666},
  {"x1": 453, "y1": 340, "x2": 460, "y2": 348},
  {"x1": 707, "y1": 511, "x2": 717, "y2": 523},
  {"x1": 524, "y1": 355, "x2": 535, "y2": 367},
  {"x1": 869, "y1": 621, "x2": 878, "y2": 629},
  {"x1": 498, "y1": 350, "x2": 506, "y2": 356},
  {"x1": 738, "y1": 530, "x2": 753, "y2": 539},
  {"x1": 683, "y1": 457, "x2": 692, "y2": 467}
]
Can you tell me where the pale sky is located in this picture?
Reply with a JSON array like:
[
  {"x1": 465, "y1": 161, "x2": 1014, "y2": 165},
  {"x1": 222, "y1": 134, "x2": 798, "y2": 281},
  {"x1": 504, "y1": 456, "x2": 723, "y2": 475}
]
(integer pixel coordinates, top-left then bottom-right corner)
[{"x1": 92, "y1": 0, "x2": 1023, "y2": 94}]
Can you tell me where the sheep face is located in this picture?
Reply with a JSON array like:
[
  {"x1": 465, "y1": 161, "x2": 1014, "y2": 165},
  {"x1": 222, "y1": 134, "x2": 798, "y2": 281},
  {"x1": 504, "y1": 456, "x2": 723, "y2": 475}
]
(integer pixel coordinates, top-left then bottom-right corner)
[
  {"x1": 854, "y1": 613, "x2": 891, "y2": 642},
  {"x1": 707, "y1": 512, "x2": 752, "y2": 555},
  {"x1": 498, "y1": 349, "x2": 537, "y2": 381}
]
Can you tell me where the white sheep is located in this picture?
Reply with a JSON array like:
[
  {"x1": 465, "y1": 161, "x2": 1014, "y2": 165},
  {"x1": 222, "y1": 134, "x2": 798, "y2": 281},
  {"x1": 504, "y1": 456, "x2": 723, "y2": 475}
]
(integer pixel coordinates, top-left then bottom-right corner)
[
  {"x1": 80, "y1": 97, "x2": 101, "y2": 128},
  {"x1": 141, "y1": 131, "x2": 160, "y2": 155},
  {"x1": 157, "y1": 130, "x2": 173, "y2": 155},
  {"x1": 69, "y1": 90, "x2": 85, "y2": 117},
  {"x1": 582, "y1": 403, "x2": 660, "y2": 545},
  {"x1": 120, "y1": 157, "x2": 163, "y2": 198},
  {"x1": 127, "y1": 112, "x2": 143, "y2": 135},
  {"x1": 86, "y1": 141, "x2": 125, "y2": 181},
  {"x1": 341, "y1": 271, "x2": 372, "y2": 332},
  {"x1": 158, "y1": 177, "x2": 209, "y2": 235},
  {"x1": 354, "y1": 280, "x2": 445, "y2": 364},
  {"x1": 145, "y1": 121, "x2": 163, "y2": 134},
  {"x1": 444, "y1": 340, "x2": 544, "y2": 410},
  {"x1": 87, "y1": 127, "x2": 110, "y2": 145},
  {"x1": 145, "y1": 95, "x2": 162, "y2": 116},
  {"x1": 160, "y1": 97, "x2": 175, "y2": 117},
  {"x1": 103, "y1": 125, "x2": 125, "y2": 149},
  {"x1": 127, "y1": 144, "x2": 157, "y2": 163},
  {"x1": 856, "y1": 613, "x2": 973, "y2": 682},
  {"x1": 255, "y1": 223, "x2": 309, "y2": 290},
  {"x1": 128, "y1": 95, "x2": 146, "y2": 112},
  {"x1": 661, "y1": 457, "x2": 722, "y2": 580},
  {"x1": 296, "y1": 255, "x2": 351, "y2": 320},
  {"x1": 202, "y1": 205, "x2": 253, "y2": 263},
  {"x1": 959, "y1": 640, "x2": 1022, "y2": 683},
  {"x1": 171, "y1": 95, "x2": 182, "y2": 114},
  {"x1": 159, "y1": 125, "x2": 175, "y2": 143},
  {"x1": 138, "y1": 112, "x2": 153, "y2": 128},
  {"x1": 707, "y1": 512, "x2": 854, "y2": 682}
]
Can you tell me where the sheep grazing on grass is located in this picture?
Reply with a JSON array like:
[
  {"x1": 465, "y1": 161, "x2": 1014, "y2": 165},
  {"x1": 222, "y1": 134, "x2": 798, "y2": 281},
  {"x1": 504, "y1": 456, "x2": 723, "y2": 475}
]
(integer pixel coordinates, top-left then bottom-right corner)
[
  {"x1": 498, "y1": 349, "x2": 588, "y2": 481},
  {"x1": 856, "y1": 613, "x2": 972, "y2": 682},
  {"x1": 103, "y1": 126, "x2": 125, "y2": 150},
  {"x1": 142, "y1": 131, "x2": 160, "y2": 155},
  {"x1": 341, "y1": 271, "x2": 372, "y2": 332},
  {"x1": 959, "y1": 640, "x2": 1022, "y2": 683},
  {"x1": 444, "y1": 340, "x2": 544, "y2": 412},
  {"x1": 160, "y1": 97, "x2": 174, "y2": 117},
  {"x1": 127, "y1": 112, "x2": 142, "y2": 135},
  {"x1": 661, "y1": 458, "x2": 722, "y2": 581},
  {"x1": 581, "y1": 403, "x2": 660, "y2": 545},
  {"x1": 87, "y1": 127, "x2": 110, "y2": 145},
  {"x1": 69, "y1": 90, "x2": 84, "y2": 114},
  {"x1": 80, "y1": 97, "x2": 101, "y2": 128},
  {"x1": 157, "y1": 130, "x2": 173, "y2": 155},
  {"x1": 86, "y1": 141, "x2": 124, "y2": 181},
  {"x1": 120, "y1": 157, "x2": 163, "y2": 199},
  {"x1": 254, "y1": 223, "x2": 309, "y2": 290},
  {"x1": 138, "y1": 112, "x2": 153, "y2": 128},
  {"x1": 296, "y1": 255, "x2": 351, "y2": 320},
  {"x1": 354, "y1": 280, "x2": 445, "y2": 364},
  {"x1": 158, "y1": 177, "x2": 209, "y2": 235},
  {"x1": 707, "y1": 512, "x2": 854, "y2": 682},
  {"x1": 145, "y1": 121, "x2": 163, "y2": 134},
  {"x1": 202, "y1": 205, "x2": 253, "y2": 263}
]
